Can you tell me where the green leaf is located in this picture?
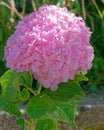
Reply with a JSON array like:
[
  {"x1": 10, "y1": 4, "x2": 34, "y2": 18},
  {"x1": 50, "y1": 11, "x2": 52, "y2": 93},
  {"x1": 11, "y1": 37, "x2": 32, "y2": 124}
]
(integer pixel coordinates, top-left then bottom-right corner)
[
  {"x1": 0, "y1": 70, "x2": 32, "y2": 104},
  {"x1": 0, "y1": 60, "x2": 7, "y2": 77},
  {"x1": 0, "y1": 6, "x2": 10, "y2": 20},
  {"x1": 26, "y1": 95, "x2": 66, "y2": 120},
  {"x1": 0, "y1": 102, "x2": 21, "y2": 117},
  {"x1": 0, "y1": 69, "x2": 32, "y2": 116},
  {"x1": 16, "y1": 88, "x2": 30, "y2": 104},
  {"x1": 16, "y1": 117, "x2": 25, "y2": 130},
  {"x1": 74, "y1": 72, "x2": 89, "y2": 82},
  {"x1": 35, "y1": 119, "x2": 58, "y2": 130},
  {"x1": 26, "y1": 81, "x2": 84, "y2": 126},
  {"x1": 45, "y1": 81, "x2": 84, "y2": 102},
  {"x1": 0, "y1": 70, "x2": 20, "y2": 103},
  {"x1": 0, "y1": 44, "x2": 3, "y2": 60},
  {"x1": 19, "y1": 71, "x2": 33, "y2": 88}
]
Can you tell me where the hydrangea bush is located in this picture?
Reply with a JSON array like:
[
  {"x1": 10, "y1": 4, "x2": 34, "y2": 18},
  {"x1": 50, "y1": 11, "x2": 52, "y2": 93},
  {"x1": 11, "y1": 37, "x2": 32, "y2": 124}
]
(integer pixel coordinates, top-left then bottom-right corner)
[{"x1": 0, "y1": 5, "x2": 94, "y2": 130}]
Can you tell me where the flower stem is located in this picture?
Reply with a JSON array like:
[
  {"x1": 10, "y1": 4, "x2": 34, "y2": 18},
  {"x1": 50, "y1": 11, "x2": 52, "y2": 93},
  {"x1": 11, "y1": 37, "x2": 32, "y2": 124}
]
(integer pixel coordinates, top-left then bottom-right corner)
[
  {"x1": 20, "y1": 83, "x2": 36, "y2": 96},
  {"x1": 29, "y1": 119, "x2": 35, "y2": 130},
  {"x1": 25, "y1": 119, "x2": 31, "y2": 126},
  {"x1": 37, "y1": 83, "x2": 42, "y2": 94}
]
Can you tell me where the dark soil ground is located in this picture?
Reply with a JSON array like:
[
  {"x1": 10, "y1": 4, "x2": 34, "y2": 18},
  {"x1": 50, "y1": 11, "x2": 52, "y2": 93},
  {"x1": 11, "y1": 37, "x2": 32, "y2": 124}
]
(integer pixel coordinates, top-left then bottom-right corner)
[{"x1": 0, "y1": 92, "x2": 104, "y2": 130}]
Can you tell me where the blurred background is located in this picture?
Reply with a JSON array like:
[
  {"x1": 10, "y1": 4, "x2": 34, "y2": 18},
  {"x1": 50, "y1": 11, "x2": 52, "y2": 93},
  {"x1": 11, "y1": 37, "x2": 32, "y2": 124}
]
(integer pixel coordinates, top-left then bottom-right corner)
[{"x1": 0, "y1": 0, "x2": 104, "y2": 94}]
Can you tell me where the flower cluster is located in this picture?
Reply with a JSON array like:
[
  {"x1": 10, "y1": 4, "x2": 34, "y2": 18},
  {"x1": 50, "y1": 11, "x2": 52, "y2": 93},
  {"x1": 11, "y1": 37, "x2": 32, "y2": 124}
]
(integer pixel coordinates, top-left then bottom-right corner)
[{"x1": 4, "y1": 5, "x2": 94, "y2": 90}]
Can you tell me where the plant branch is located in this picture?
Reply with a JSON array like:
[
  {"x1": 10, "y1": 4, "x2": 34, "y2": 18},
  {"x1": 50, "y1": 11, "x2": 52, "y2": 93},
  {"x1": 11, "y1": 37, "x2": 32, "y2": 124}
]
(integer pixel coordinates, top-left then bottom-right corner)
[
  {"x1": 25, "y1": 119, "x2": 31, "y2": 126},
  {"x1": 22, "y1": 0, "x2": 26, "y2": 15},
  {"x1": 81, "y1": 0, "x2": 86, "y2": 20},
  {"x1": 31, "y1": 0, "x2": 37, "y2": 11},
  {"x1": 0, "y1": 1, "x2": 11, "y2": 10},
  {"x1": 37, "y1": 83, "x2": 42, "y2": 94},
  {"x1": 87, "y1": 12, "x2": 94, "y2": 31},
  {"x1": 0, "y1": 1, "x2": 23, "y2": 19},
  {"x1": 8, "y1": 0, "x2": 15, "y2": 17},
  {"x1": 29, "y1": 119, "x2": 35, "y2": 130},
  {"x1": 20, "y1": 83, "x2": 36, "y2": 96},
  {"x1": 92, "y1": 0, "x2": 103, "y2": 19}
]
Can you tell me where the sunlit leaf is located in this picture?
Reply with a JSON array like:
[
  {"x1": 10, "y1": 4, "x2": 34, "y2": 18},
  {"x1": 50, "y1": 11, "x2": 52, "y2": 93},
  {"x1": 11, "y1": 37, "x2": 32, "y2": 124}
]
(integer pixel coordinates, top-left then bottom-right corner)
[
  {"x1": 0, "y1": 69, "x2": 33, "y2": 116},
  {"x1": 16, "y1": 88, "x2": 30, "y2": 104},
  {"x1": 36, "y1": 119, "x2": 58, "y2": 130},
  {"x1": 26, "y1": 81, "x2": 84, "y2": 126},
  {"x1": 0, "y1": 102, "x2": 21, "y2": 117},
  {"x1": 74, "y1": 72, "x2": 89, "y2": 82}
]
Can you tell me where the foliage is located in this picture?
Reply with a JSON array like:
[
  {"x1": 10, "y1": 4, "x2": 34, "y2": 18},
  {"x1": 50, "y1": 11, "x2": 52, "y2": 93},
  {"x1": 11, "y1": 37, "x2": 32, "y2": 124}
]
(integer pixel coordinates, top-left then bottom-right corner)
[
  {"x1": 80, "y1": 0, "x2": 104, "y2": 92},
  {"x1": 0, "y1": 69, "x2": 85, "y2": 129}
]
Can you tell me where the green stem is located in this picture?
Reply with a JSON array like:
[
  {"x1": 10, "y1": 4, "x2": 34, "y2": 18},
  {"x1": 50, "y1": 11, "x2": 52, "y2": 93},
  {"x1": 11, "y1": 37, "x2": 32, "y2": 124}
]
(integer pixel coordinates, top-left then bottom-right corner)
[
  {"x1": 37, "y1": 83, "x2": 42, "y2": 94},
  {"x1": 29, "y1": 119, "x2": 35, "y2": 130},
  {"x1": 92, "y1": 0, "x2": 103, "y2": 19},
  {"x1": 20, "y1": 83, "x2": 36, "y2": 96},
  {"x1": 25, "y1": 119, "x2": 31, "y2": 126}
]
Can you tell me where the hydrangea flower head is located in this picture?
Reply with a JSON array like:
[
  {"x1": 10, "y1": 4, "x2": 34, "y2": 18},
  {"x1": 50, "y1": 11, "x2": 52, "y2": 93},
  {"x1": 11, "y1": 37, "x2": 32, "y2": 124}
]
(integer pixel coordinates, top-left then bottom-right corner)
[{"x1": 4, "y1": 5, "x2": 94, "y2": 90}]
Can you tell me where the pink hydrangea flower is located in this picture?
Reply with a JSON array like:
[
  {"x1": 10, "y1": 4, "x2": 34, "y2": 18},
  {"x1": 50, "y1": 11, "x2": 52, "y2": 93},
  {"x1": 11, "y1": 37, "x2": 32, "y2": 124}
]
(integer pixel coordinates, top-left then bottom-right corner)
[{"x1": 4, "y1": 5, "x2": 94, "y2": 90}]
